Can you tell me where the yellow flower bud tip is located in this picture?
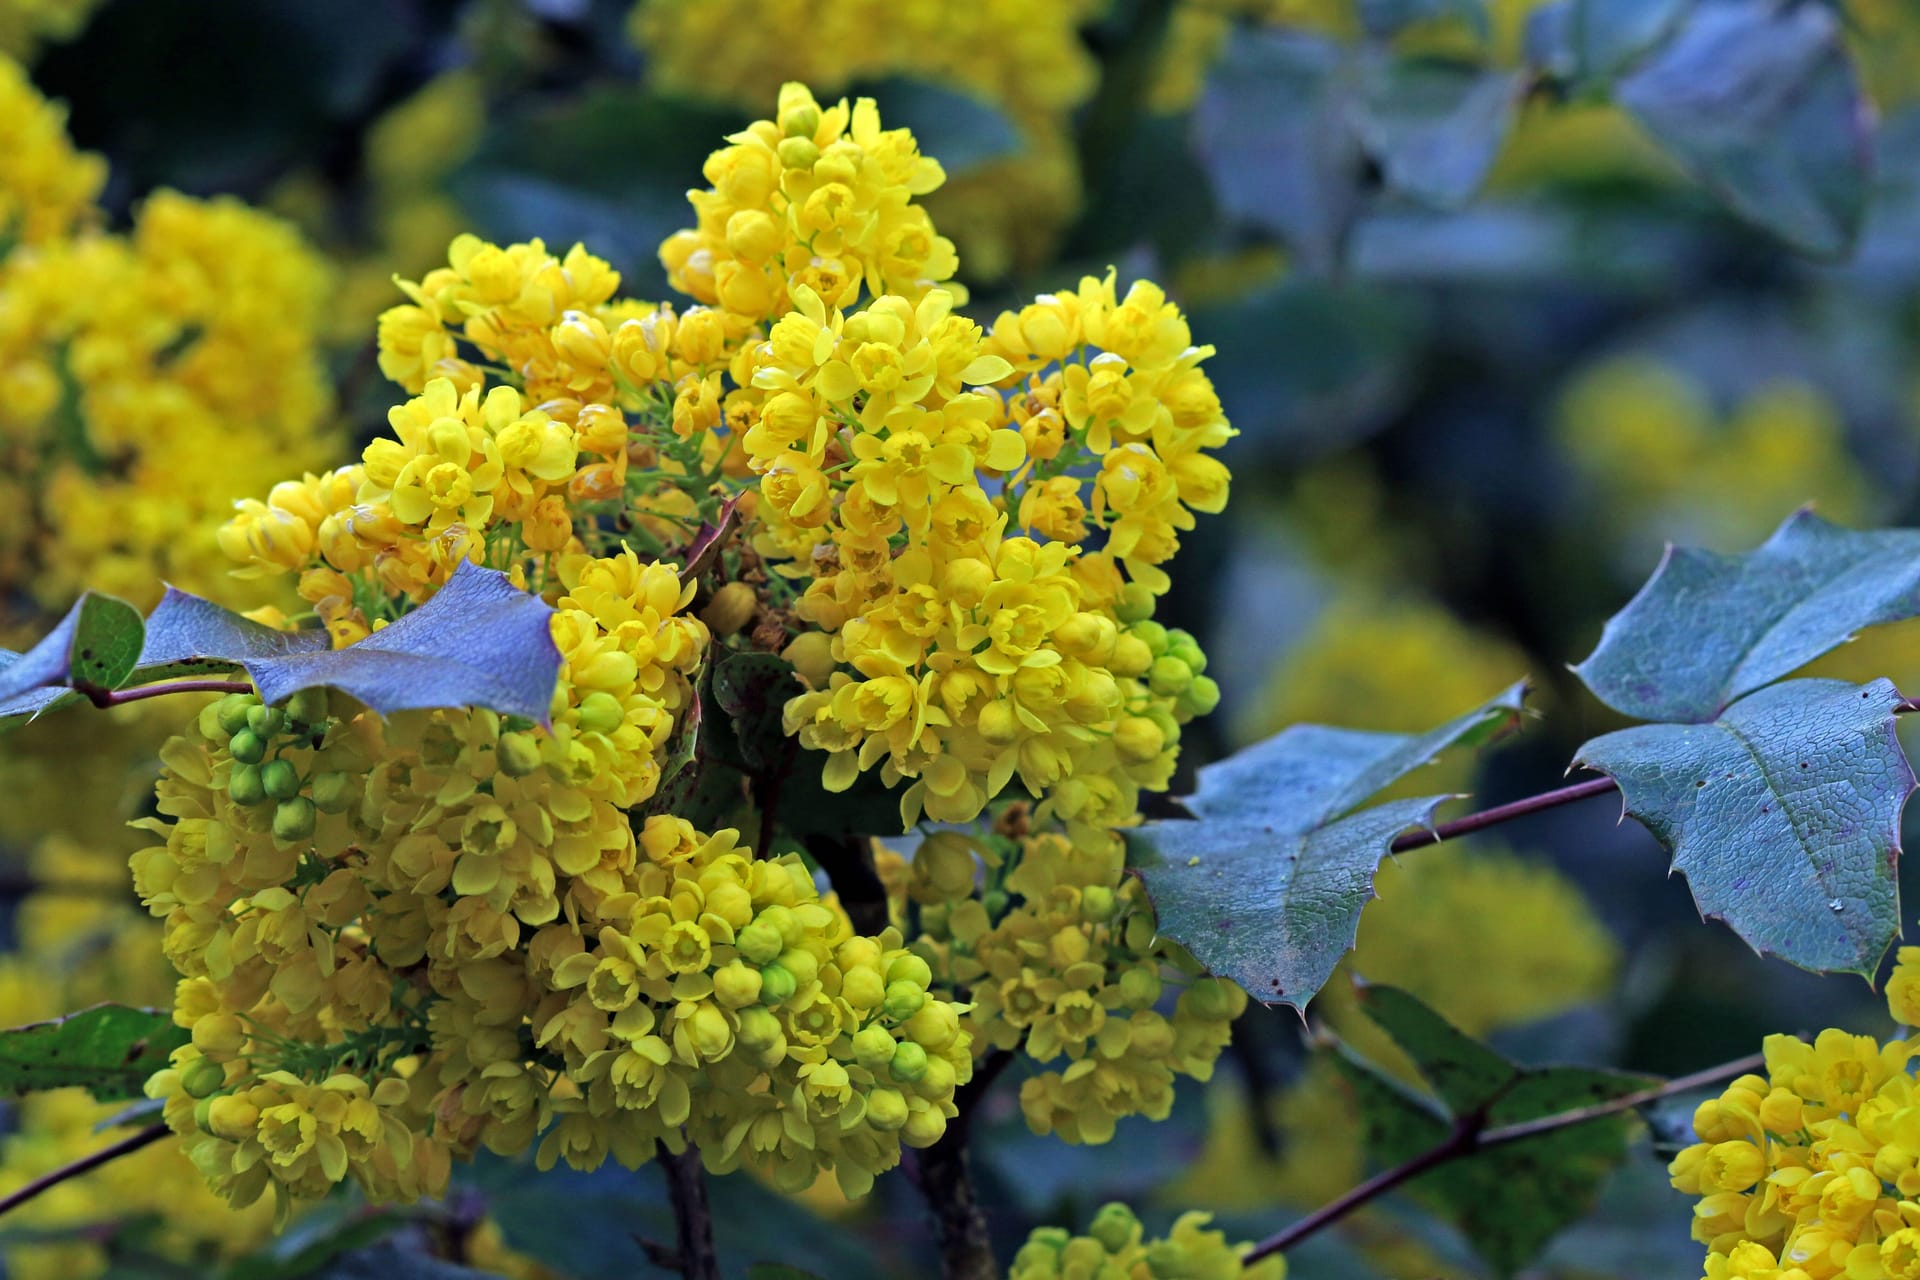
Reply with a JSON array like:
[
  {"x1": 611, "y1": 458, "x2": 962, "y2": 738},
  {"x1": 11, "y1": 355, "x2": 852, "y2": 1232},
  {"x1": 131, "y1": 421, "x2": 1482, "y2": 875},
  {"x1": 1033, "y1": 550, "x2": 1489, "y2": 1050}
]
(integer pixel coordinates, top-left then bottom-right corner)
[
  {"x1": 229, "y1": 729, "x2": 267, "y2": 765},
  {"x1": 887, "y1": 954, "x2": 933, "y2": 988},
  {"x1": 712, "y1": 962, "x2": 764, "y2": 1008},
  {"x1": 758, "y1": 962, "x2": 798, "y2": 1005},
  {"x1": 246, "y1": 704, "x2": 285, "y2": 737},
  {"x1": 311, "y1": 771, "x2": 355, "y2": 813},
  {"x1": 261, "y1": 759, "x2": 301, "y2": 801},
  {"x1": 866, "y1": 1087, "x2": 909, "y2": 1131},
  {"x1": 700, "y1": 581, "x2": 759, "y2": 637},
  {"x1": 496, "y1": 731, "x2": 544, "y2": 778},
  {"x1": 883, "y1": 980, "x2": 926, "y2": 1021},
  {"x1": 273, "y1": 796, "x2": 318, "y2": 843},
  {"x1": 576, "y1": 691, "x2": 626, "y2": 736},
  {"x1": 852, "y1": 1025, "x2": 898, "y2": 1071},
  {"x1": 777, "y1": 136, "x2": 820, "y2": 170},
  {"x1": 889, "y1": 1041, "x2": 929, "y2": 1083},
  {"x1": 228, "y1": 763, "x2": 267, "y2": 807},
  {"x1": 215, "y1": 693, "x2": 257, "y2": 737},
  {"x1": 737, "y1": 921, "x2": 784, "y2": 966}
]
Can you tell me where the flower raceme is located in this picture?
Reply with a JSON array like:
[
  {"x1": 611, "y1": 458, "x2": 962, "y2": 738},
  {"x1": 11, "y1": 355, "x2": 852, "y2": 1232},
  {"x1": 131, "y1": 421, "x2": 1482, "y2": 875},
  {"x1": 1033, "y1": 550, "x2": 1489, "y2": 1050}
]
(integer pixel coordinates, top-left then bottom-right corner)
[{"x1": 131, "y1": 77, "x2": 1247, "y2": 1224}]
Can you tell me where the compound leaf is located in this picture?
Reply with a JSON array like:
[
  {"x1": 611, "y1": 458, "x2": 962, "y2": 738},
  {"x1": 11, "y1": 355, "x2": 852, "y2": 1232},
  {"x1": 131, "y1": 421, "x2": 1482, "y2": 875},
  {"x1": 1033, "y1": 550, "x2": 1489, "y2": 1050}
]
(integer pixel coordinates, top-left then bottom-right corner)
[
  {"x1": 1127, "y1": 682, "x2": 1527, "y2": 1010},
  {"x1": 1574, "y1": 510, "x2": 1920, "y2": 723},
  {"x1": 1575, "y1": 677, "x2": 1912, "y2": 977},
  {"x1": 0, "y1": 1005, "x2": 187, "y2": 1101}
]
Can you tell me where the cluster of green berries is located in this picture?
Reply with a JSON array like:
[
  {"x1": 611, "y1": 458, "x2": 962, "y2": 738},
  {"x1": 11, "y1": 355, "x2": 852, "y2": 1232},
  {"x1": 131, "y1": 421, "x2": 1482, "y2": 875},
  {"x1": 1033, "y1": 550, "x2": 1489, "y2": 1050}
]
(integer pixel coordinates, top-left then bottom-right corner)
[
  {"x1": 1011, "y1": 1202, "x2": 1284, "y2": 1279},
  {"x1": 205, "y1": 690, "x2": 344, "y2": 844}
]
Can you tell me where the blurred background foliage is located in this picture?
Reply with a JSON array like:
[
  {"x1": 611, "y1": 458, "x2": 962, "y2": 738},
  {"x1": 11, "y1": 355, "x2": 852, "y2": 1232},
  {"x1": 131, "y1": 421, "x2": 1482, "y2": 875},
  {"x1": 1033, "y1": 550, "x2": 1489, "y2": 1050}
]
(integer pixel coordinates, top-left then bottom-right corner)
[{"x1": 1, "y1": 0, "x2": 1917, "y2": 1275}]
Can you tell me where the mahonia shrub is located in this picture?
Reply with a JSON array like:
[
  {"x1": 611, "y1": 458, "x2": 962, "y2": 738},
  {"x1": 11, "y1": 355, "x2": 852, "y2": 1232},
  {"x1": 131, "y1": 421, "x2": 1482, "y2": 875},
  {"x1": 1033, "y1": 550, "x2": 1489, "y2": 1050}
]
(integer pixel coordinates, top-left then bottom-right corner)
[{"x1": 123, "y1": 79, "x2": 1246, "y2": 1232}]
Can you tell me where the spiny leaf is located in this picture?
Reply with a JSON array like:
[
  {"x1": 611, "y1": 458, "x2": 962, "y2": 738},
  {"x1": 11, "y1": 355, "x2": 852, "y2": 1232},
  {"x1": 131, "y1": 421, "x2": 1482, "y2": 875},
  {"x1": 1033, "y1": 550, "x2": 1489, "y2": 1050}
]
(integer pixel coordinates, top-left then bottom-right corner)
[
  {"x1": 1615, "y1": 0, "x2": 1873, "y2": 257},
  {"x1": 1352, "y1": 57, "x2": 1526, "y2": 209},
  {"x1": 1334, "y1": 985, "x2": 1655, "y2": 1276},
  {"x1": 677, "y1": 494, "x2": 743, "y2": 586},
  {"x1": 1574, "y1": 510, "x2": 1920, "y2": 723},
  {"x1": 0, "y1": 1005, "x2": 188, "y2": 1101},
  {"x1": 1575, "y1": 677, "x2": 1912, "y2": 978},
  {"x1": 1126, "y1": 681, "x2": 1528, "y2": 1010}
]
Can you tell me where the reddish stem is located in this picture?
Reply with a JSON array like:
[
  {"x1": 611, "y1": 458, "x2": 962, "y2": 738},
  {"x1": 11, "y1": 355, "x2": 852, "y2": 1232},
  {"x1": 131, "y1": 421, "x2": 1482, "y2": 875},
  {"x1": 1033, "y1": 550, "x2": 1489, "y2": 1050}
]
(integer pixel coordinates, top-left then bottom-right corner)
[
  {"x1": 0, "y1": 1124, "x2": 168, "y2": 1219},
  {"x1": 82, "y1": 678, "x2": 252, "y2": 708}
]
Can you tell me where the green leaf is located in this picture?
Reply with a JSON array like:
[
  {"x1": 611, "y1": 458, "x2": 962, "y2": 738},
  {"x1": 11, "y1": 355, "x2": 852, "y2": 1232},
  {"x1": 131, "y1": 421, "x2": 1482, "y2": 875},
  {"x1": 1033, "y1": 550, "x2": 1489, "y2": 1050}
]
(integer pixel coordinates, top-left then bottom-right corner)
[
  {"x1": 0, "y1": 591, "x2": 145, "y2": 706},
  {"x1": 1332, "y1": 985, "x2": 1656, "y2": 1277},
  {"x1": 0, "y1": 1005, "x2": 188, "y2": 1101},
  {"x1": 1575, "y1": 677, "x2": 1912, "y2": 978},
  {"x1": 1353, "y1": 57, "x2": 1526, "y2": 208},
  {"x1": 1615, "y1": 0, "x2": 1872, "y2": 257},
  {"x1": 1358, "y1": 0, "x2": 1488, "y2": 41},
  {"x1": 1126, "y1": 681, "x2": 1528, "y2": 1010},
  {"x1": 0, "y1": 651, "x2": 81, "y2": 731},
  {"x1": 1574, "y1": 510, "x2": 1920, "y2": 723}
]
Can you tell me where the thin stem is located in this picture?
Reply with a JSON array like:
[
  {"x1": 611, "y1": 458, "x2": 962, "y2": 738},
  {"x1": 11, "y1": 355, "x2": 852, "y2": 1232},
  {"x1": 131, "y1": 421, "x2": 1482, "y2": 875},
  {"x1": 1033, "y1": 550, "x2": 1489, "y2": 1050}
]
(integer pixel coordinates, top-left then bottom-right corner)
[
  {"x1": 657, "y1": 1139, "x2": 720, "y2": 1280},
  {"x1": 912, "y1": 1049, "x2": 1013, "y2": 1280},
  {"x1": 81, "y1": 678, "x2": 252, "y2": 709},
  {"x1": 1389, "y1": 776, "x2": 1618, "y2": 854},
  {"x1": 0, "y1": 1123, "x2": 168, "y2": 1219},
  {"x1": 1242, "y1": 1050, "x2": 1767, "y2": 1262}
]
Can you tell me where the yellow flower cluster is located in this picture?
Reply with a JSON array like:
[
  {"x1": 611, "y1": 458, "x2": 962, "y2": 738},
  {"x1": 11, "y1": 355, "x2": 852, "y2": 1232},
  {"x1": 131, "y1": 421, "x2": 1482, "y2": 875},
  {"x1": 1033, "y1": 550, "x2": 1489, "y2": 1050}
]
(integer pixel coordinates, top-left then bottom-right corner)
[
  {"x1": 1011, "y1": 1201, "x2": 1285, "y2": 1279},
  {"x1": 0, "y1": 60, "x2": 336, "y2": 612},
  {"x1": 881, "y1": 826, "x2": 1244, "y2": 1144},
  {"x1": 632, "y1": 1, "x2": 1099, "y2": 280},
  {"x1": 756, "y1": 264, "x2": 1231, "y2": 828},
  {"x1": 1556, "y1": 356, "x2": 1867, "y2": 556},
  {"x1": 1670, "y1": 955, "x2": 1920, "y2": 1280},
  {"x1": 662, "y1": 82, "x2": 959, "y2": 323}
]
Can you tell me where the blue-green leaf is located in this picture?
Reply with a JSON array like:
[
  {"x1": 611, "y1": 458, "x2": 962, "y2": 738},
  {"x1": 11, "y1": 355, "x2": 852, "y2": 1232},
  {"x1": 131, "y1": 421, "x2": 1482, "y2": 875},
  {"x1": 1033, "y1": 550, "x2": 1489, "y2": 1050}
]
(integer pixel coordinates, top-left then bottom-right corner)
[
  {"x1": 1353, "y1": 57, "x2": 1527, "y2": 208},
  {"x1": 1575, "y1": 678, "x2": 1912, "y2": 977},
  {"x1": 1357, "y1": 0, "x2": 1488, "y2": 40},
  {"x1": 0, "y1": 591, "x2": 144, "y2": 706},
  {"x1": 1331, "y1": 985, "x2": 1656, "y2": 1277},
  {"x1": 1574, "y1": 510, "x2": 1920, "y2": 723},
  {"x1": 1568, "y1": 0, "x2": 1690, "y2": 80},
  {"x1": 1126, "y1": 682, "x2": 1528, "y2": 1010},
  {"x1": 1615, "y1": 0, "x2": 1873, "y2": 257}
]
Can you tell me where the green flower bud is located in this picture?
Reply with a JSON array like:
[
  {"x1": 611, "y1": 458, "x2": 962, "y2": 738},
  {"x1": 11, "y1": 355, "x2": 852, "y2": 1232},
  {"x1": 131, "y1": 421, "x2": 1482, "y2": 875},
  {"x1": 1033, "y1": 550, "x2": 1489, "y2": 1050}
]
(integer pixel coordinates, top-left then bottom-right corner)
[
  {"x1": 757, "y1": 963, "x2": 797, "y2": 1005},
  {"x1": 888, "y1": 1041, "x2": 928, "y2": 1083},
  {"x1": 781, "y1": 102, "x2": 821, "y2": 138},
  {"x1": 227, "y1": 763, "x2": 266, "y2": 807},
  {"x1": 497, "y1": 731, "x2": 544, "y2": 778},
  {"x1": 1181, "y1": 674, "x2": 1221, "y2": 718},
  {"x1": 886, "y1": 954, "x2": 933, "y2": 989},
  {"x1": 736, "y1": 921, "x2": 784, "y2": 967},
  {"x1": 245, "y1": 704, "x2": 284, "y2": 737},
  {"x1": 260, "y1": 759, "x2": 300, "y2": 802},
  {"x1": 1144, "y1": 1241, "x2": 1188, "y2": 1277},
  {"x1": 1118, "y1": 966, "x2": 1162, "y2": 1009},
  {"x1": 851, "y1": 1025, "x2": 898, "y2": 1071},
  {"x1": 982, "y1": 888, "x2": 1009, "y2": 919},
  {"x1": 1166, "y1": 635, "x2": 1207, "y2": 674},
  {"x1": 214, "y1": 694, "x2": 255, "y2": 737},
  {"x1": 193, "y1": 1094, "x2": 218, "y2": 1134},
  {"x1": 736, "y1": 1006, "x2": 782, "y2": 1051},
  {"x1": 1089, "y1": 1203, "x2": 1140, "y2": 1254},
  {"x1": 905, "y1": 1000, "x2": 960, "y2": 1053},
  {"x1": 1080, "y1": 885, "x2": 1117, "y2": 923},
  {"x1": 777, "y1": 136, "x2": 820, "y2": 169},
  {"x1": 1148, "y1": 655, "x2": 1193, "y2": 697},
  {"x1": 1181, "y1": 977, "x2": 1236, "y2": 1021},
  {"x1": 757, "y1": 905, "x2": 802, "y2": 947},
  {"x1": 776, "y1": 947, "x2": 819, "y2": 989},
  {"x1": 576, "y1": 691, "x2": 625, "y2": 736},
  {"x1": 1113, "y1": 582, "x2": 1156, "y2": 624},
  {"x1": 180, "y1": 1057, "x2": 226, "y2": 1100},
  {"x1": 228, "y1": 729, "x2": 266, "y2": 765},
  {"x1": 712, "y1": 961, "x2": 763, "y2": 1009},
  {"x1": 283, "y1": 687, "x2": 329, "y2": 728},
  {"x1": 1123, "y1": 914, "x2": 1156, "y2": 953},
  {"x1": 883, "y1": 980, "x2": 926, "y2": 1022},
  {"x1": 866, "y1": 1086, "x2": 909, "y2": 1131},
  {"x1": 311, "y1": 771, "x2": 355, "y2": 814},
  {"x1": 272, "y1": 796, "x2": 317, "y2": 843},
  {"x1": 1130, "y1": 620, "x2": 1169, "y2": 656}
]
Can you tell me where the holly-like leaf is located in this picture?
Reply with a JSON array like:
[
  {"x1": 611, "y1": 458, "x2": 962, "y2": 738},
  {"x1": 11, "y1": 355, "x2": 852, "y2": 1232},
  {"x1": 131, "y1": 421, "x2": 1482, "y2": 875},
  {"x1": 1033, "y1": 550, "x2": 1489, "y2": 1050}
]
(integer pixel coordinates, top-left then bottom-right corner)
[
  {"x1": 140, "y1": 586, "x2": 331, "y2": 670},
  {"x1": 1615, "y1": 0, "x2": 1873, "y2": 257},
  {"x1": 1574, "y1": 510, "x2": 1920, "y2": 723},
  {"x1": 1575, "y1": 677, "x2": 1911, "y2": 977},
  {"x1": 1358, "y1": 0, "x2": 1487, "y2": 40},
  {"x1": 1331, "y1": 985, "x2": 1655, "y2": 1277},
  {"x1": 0, "y1": 1005, "x2": 188, "y2": 1101},
  {"x1": 0, "y1": 651, "x2": 81, "y2": 731},
  {"x1": 1352, "y1": 58, "x2": 1526, "y2": 208},
  {"x1": 676, "y1": 494, "x2": 744, "y2": 586},
  {"x1": 1126, "y1": 681, "x2": 1528, "y2": 1010},
  {"x1": 0, "y1": 591, "x2": 145, "y2": 708},
  {"x1": 1567, "y1": 0, "x2": 1690, "y2": 81},
  {"x1": 237, "y1": 561, "x2": 560, "y2": 723}
]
